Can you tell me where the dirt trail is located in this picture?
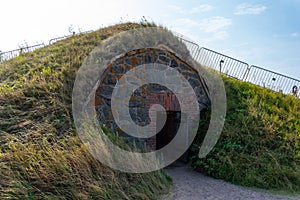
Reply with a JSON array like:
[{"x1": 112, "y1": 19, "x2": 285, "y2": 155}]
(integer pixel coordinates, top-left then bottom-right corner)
[{"x1": 164, "y1": 165, "x2": 300, "y2": 200}]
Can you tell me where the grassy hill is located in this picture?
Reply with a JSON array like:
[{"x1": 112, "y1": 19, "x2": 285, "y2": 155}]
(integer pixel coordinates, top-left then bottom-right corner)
[
  {"x1": 0, "y1": 23, "x2": 171, "y2": 199},
  {"x1": 0, "y1": 21, "x2": 299, "y2": 199},
  {"x1": 191, "y1": 76, "x2": 300, "y2": 195}
]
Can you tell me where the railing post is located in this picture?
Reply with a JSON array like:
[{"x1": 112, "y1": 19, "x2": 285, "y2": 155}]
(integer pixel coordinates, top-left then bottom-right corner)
[{"x1": 219, "y1": 60, "x2": 224, "y2": 74}]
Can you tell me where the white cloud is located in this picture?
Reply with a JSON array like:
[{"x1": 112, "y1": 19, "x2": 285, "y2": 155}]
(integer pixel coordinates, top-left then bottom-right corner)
[
  {"x1": 198, "y1": 16, "x2": 232, "y2": 33},
  {"x1": 175, "y1": 18, "x2": 199, "y2": 28},
  {"x1": 190, "y1": 5, "x2": 214, "y2": 14},
  {"x1": 168, "y1": 4, "x2": 213, "y2": 14},
  {"x1": 234, "y1": 3, "x2": 267, "y2": 15},
  {"x1": 290, "y1": 32, "x2": 299, "y2": 37},
  {"x1": 170, "y1": 17, "x2": 232, "y2": 42},
  {"x1": 168, "y1": 5, "x2": 185, "y2": 14},
  {"x1": 174, "y1": 17, "x2": 232, "y2": 33}
]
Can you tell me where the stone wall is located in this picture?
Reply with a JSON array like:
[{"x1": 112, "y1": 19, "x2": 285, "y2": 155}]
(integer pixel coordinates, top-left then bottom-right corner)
[{"x1": 94, "y1": 47, "x2": 210, "y2": 151}]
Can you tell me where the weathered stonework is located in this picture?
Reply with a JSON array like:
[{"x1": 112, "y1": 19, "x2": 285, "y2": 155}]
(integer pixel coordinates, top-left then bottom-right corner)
[{"x1": 94, "y1": 47, "x2": 210, "y2": 151}]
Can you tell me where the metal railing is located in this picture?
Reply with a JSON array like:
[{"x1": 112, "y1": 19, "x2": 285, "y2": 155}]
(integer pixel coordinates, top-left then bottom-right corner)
[
  {"x1": 0, "y1": 43, "x2": 45, "y2": 61},
  {"x1": 48, "y1": 30, "x2": 93, "y2": 45},
  {"x1": 176, "y1": 35, "x2": 300, "y2": 96},
  {"x1": 0, "y1": 30, "x2": 93, "y2": 62},
  {"x1": 1, "y1": 29, "x2": 299, "y2": 96},
  {"x1": 49, "y1": 35, "x2": 69, "y2": 45},
  {"x1": 244, "y1": 65, "x2": 300, "y2": 94},
  {"x1": 196, "y1": 47, "x2": 250, "y2": 81},
  {"x1": 175, "y1": 34, "x2": 200, "y2": 59}
]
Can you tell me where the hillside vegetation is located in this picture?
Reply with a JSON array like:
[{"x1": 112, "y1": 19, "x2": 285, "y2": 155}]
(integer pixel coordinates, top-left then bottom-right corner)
[
  {"x1": 191, "y1": 76, "x2": 300, "y2": 194},
  {"x1": 0, "y1": 23, "x2": 171, "y2": 199},
  {"x1": 1, "y1": 21, "x2": 299, "y2": 199}
]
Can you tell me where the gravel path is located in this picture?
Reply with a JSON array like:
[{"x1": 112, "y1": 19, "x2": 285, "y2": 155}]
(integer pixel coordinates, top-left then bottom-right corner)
[{"x1": 164, "y1": 165, "x2": 300, "y2": 200}]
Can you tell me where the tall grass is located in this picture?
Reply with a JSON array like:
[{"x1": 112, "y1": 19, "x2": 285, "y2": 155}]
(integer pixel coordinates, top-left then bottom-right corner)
[
  {"x1": 0, "y1": 22, "x2": 171, "y2": 199},
  {"x1": 191, "y1": 76, "x2": 300, "y2": 194}
]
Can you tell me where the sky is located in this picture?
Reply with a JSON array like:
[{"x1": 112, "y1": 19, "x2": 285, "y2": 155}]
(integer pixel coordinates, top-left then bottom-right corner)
[{"x1": 1, "y1": 0, "x2": 300, "y2": 79}]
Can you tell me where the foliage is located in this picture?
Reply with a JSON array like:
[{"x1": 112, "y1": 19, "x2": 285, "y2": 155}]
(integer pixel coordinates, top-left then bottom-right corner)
[
  {"x1": 191, "y1": 76, "x2": 300, "y2": 194},
  {"x1": 0, "y1": 22, "x2": 171, "y2": 199}
]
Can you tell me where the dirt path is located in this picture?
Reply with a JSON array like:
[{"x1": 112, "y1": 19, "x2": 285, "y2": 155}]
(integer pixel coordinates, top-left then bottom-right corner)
[{"x1": 164, "y1": 165, "x2": 300, "y2": 200}]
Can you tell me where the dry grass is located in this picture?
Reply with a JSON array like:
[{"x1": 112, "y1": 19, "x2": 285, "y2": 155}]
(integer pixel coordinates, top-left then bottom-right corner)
[{"x1": 0, "y1": 22, "x2": 171, "y2": 199}]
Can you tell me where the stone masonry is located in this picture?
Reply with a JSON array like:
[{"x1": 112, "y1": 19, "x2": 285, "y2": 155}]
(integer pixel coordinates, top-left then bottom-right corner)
[{"x1": 94, "y1": 47, "x2": 210, "y2": 151}]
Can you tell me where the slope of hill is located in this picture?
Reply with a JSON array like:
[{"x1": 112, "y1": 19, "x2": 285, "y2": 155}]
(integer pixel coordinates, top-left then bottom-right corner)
[
  {"x1": 0, "y1": 23, "x2": 171, "y2": 199},
  {"x1": 191, "y1": 76, "x2": 300, "y2": 195},
  {"x1": 1, "y1": 21, "x2": 299, "y2": 199}
]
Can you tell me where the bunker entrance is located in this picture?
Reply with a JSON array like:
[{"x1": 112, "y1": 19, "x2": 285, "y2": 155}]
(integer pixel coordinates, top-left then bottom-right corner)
[{"x1": 156, "y1": 111, "x2": 189, "y2": 164}]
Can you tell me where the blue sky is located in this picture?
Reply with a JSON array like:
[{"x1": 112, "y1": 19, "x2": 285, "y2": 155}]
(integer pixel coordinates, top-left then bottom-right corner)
[{"x1": 1, "y1": 0, "x2": 299, "y2": 79}]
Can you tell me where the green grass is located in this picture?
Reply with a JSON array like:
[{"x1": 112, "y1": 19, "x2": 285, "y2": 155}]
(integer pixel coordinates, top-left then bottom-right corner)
[
  {"x1": 0, "y1": 22, "x2": 171, "y2": 199},
  {"x1": 191, "y1": 76, "x2": 300, "y2": 195},
  {"x1": 2, "y1": 20, "x2": 299, "y2": 199}
]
